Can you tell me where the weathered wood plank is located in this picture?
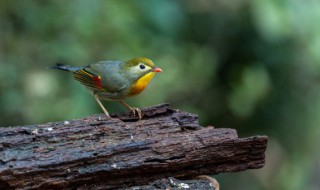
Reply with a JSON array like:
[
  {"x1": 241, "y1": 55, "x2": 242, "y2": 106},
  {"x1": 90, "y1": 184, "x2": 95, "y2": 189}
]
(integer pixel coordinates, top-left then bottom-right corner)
[{"x1": 0, "y1": 104, "x2": 268, "y2": 190}]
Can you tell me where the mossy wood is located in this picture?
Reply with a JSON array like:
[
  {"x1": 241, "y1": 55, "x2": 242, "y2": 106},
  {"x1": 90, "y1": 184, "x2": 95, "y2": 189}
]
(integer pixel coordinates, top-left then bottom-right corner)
[{"x1": 0, "y1": 104, "x2": 268, "y2": 190}]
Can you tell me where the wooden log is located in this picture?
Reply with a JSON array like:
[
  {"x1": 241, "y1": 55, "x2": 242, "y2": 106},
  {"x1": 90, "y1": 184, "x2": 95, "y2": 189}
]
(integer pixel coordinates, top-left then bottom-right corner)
[{"x1": 0, "y1": 104, "x2": 268, "y2": 190}]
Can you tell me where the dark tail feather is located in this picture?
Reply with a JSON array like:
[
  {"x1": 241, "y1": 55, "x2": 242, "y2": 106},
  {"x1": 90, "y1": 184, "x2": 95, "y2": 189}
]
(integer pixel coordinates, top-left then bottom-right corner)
[{"x1": 48, "y1": 63, "x2": 83, "y2": 72}]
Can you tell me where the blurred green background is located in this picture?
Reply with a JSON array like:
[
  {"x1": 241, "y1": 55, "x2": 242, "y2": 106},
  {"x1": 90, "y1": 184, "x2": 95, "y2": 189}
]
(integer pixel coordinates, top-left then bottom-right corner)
[{"x1": 1, "y1": 0, "x2": 320, "y2": 189}]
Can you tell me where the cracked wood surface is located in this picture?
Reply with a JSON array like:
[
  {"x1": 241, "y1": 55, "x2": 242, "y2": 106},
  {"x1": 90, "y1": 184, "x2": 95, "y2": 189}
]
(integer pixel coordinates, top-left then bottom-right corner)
[{"x1": 0, "y1": 103, "x2": 268, "y2": 190}]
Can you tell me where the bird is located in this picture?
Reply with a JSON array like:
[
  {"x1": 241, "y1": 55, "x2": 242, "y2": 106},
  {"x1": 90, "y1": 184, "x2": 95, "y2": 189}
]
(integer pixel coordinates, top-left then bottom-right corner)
[{"x1": 50, "y1": 57, "x2": 162, "y2": 119}]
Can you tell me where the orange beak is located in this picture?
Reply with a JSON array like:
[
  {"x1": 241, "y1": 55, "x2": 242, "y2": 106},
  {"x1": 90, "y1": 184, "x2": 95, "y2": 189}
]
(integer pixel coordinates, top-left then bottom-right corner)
[{"x1": 153, "y1": 67, "x2": 162, "y2": 73}]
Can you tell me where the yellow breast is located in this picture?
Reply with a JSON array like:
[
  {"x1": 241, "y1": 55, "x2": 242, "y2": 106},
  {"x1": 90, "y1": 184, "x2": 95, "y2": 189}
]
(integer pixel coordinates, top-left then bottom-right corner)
[{"x1": 128, "y1": 72, "x2": 156, "y2": 96}]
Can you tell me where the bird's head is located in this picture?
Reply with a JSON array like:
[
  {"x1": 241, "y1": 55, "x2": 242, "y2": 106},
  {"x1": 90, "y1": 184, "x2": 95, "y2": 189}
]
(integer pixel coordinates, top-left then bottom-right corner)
[{"x1": 124, "y1": 57, "x2": 162, "y2": 81}]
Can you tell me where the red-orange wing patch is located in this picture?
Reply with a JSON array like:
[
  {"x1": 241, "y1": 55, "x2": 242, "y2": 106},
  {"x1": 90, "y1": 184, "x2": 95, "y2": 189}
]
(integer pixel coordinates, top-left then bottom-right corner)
[{"x1": 73, "y1": 69, "x2": 103, "y2": 90}]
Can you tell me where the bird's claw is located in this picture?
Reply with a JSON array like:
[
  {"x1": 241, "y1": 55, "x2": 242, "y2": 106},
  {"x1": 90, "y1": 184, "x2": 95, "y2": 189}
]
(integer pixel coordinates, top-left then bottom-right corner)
[
  {"x1": 130, "y1": 107, "x2": 142, "y2": 120},
  {"x1": 105, "y1": 114, "x2": 112, "y2": 120}
]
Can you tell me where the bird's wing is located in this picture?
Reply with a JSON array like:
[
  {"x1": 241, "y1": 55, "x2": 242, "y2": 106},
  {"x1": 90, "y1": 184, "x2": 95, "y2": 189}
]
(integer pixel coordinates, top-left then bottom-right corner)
[
  {"x1": 88, "y1": 61, "x2": 129, "y2": 93},
  {"x1": 72, "y1": 69, "x2": 104, "y2": 91}
]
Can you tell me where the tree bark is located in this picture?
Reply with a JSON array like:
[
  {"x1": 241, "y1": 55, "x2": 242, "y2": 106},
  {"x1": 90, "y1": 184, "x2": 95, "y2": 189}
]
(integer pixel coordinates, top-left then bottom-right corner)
[{"x1": 0, "y1": 103, "x2": 268, "y2": 190}]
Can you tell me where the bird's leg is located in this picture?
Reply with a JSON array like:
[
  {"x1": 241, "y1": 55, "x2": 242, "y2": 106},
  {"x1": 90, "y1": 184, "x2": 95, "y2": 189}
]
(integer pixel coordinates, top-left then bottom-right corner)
[
  {"x1": 119, "y1": 100, "x2": 142, "y2": 120},
  {"x1": 94, "y1": 95, "x2": 110, "y2": 118}
]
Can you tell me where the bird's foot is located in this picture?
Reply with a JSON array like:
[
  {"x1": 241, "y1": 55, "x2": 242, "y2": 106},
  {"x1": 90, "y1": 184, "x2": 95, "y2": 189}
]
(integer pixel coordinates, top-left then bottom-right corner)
[
  {"x1": 118, "y1": 100, "x2": 142, "y2": 120},
  {"x1": 94, "y1": 95, "x2": 112, "y2": 119},
  {"x1": 104, "y1": 112, "x2": 111, "y2": 119},
  {"x1": 130, "y1": 107, "x2": 142, "y2": 120}
]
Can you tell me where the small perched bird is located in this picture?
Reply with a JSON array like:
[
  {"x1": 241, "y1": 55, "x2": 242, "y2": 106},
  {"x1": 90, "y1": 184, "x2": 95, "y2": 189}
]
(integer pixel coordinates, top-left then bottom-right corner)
[{"x1": 50, "y1": 57, "x2": 162, "y2": 119}]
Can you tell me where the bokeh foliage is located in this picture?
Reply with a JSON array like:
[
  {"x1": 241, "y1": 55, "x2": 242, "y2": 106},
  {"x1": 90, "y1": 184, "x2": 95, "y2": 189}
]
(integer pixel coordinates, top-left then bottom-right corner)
[{"x1": 1, "y1": 0, "x2": 320, "y2": 189}]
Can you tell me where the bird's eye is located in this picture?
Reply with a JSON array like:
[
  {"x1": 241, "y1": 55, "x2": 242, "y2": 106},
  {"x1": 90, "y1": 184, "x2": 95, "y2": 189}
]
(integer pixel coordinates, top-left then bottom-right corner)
[{"x1": 139, "y1": 64, "x2": 146, "y2": 69}]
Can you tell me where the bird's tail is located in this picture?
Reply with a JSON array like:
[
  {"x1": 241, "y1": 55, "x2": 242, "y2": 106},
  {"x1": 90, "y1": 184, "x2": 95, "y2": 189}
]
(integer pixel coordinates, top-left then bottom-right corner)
[{"x1": 48, "y1": 63, "x2": 84, "y2": 72}]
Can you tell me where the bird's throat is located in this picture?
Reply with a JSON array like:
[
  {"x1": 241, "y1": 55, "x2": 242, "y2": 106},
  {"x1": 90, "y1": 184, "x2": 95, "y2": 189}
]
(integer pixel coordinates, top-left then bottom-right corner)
[{"x1": 129, "y1": 72, "x2": 156, "y2": 96}]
